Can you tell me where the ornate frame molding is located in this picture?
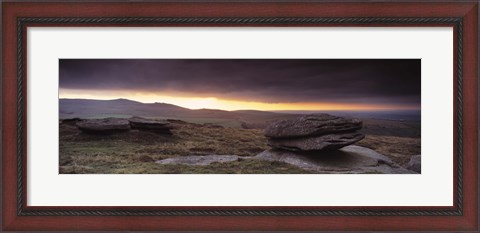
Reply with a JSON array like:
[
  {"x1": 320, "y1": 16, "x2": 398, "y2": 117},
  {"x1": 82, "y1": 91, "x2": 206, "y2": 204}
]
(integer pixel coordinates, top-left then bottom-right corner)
[{"x1": 16, "y1": 17, "x2": 463, "y2": 216}]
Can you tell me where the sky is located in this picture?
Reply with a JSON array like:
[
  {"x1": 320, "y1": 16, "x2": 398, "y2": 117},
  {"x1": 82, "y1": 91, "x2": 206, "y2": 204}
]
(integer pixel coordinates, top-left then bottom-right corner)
[{"x1": 59, "y1": 59, "x2": 421, "y2": 111}]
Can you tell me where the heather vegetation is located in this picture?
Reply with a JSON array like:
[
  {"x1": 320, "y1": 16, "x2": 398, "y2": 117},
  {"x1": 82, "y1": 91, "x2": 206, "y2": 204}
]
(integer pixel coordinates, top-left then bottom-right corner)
[{"x1": 59, "y1": 111, "x2": 421, "y2": 174}]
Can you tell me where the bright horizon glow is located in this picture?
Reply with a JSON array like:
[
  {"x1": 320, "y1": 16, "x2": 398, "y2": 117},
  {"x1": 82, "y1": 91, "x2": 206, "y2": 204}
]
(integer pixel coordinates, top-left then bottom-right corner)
[{"x1": 59, "y1": 89, "x2": 419, "y2": 111}]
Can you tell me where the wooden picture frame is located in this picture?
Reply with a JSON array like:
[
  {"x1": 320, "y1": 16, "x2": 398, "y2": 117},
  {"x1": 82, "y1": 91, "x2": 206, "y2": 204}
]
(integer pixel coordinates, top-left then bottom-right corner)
[{"x1": 2, "y1": 1, "x2": 478, "y2": 231}]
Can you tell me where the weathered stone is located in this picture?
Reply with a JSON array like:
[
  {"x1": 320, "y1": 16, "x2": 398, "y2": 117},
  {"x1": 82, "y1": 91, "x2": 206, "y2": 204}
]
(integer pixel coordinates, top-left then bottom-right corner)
[
  {"x1": 61, "y1": 118, "x2": 82, "y2": 125},
  {"x1": 156, "y1": 155, "x2": 240, "y2": 166},
  {"x1": 128, "y1": 118, "x2": 171, "y2": 133},
  {"x1": 255, "y1": 145, "x2": 414, "y2": 174},
  {"x1": 268, "y1": 132, "x2": 365, "y2": 151},
  {"x1": 406, "y1": 154, "x2": 421, "y2": 173},
  {"x1": 76, "y1": 118, "x2": 130, "y2": 134},
  {"x1": 265, "y1": 114, "x2": 362, "y2": 139}
]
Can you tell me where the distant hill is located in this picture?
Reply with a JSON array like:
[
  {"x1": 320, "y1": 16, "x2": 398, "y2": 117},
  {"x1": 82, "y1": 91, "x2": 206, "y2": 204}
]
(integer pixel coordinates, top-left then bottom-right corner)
[
  {"x1": 60, "y1": 98, "x2": 420, "y2": 137},
  {"x1": 59, "y1": 98, "x2": 293, "y2": 127},
  {"x1": 60, "y1": 98, "x2": 191, "y2": 118}
]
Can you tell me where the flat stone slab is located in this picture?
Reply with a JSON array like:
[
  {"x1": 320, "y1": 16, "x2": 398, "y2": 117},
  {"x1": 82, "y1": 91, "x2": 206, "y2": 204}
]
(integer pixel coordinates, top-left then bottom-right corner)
[
  {"x1": 156, "y1": 155, "x2": 241, "y2": 166},
  {"x1": 265, "y1": 114, "x2": 362, "y2": 139},
  {"x1": 129, "y1": 117, "x2": 172, "y2": 133},
  {"x1": 153, "y1": 146, "x2": 415, "y2": 174},
  {"x1": 255, "y1": 145, "x2": 415, "y2": 174},
  {"x1": 76, "y1": 118, "x2": 131, "y2": 133},
  {"x1": 268, "y1": 132, "x2": 365, "y2": 151},
  {"x1": 61, "y1": 118, "x2": 82, "y2": 125},
  {"x1": 129, "y1": 118, "x2": 170, "y2": 126}
]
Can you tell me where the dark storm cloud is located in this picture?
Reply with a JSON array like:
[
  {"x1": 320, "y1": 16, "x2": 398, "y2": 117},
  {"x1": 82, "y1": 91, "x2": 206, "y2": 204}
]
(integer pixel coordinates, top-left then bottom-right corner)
[{"x1": 59, "y1": 59, "x2": 421, "y2": 106}]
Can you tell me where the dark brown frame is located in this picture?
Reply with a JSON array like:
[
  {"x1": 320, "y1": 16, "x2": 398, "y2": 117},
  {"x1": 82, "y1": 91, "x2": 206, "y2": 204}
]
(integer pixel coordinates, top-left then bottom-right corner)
[{"x1": 2, "y1": 1, "x2": 478, "y2": 232}]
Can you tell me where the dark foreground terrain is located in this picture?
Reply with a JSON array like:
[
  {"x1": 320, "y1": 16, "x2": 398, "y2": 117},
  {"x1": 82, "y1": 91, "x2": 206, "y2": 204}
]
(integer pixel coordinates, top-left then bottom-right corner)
[
  {"x1": 60, "y1": 119, "x2": 308, "y2": 174},
  {"x1": 59, "y1": 117, "x2": 420, "y2": 174},
  {"x1": 59, "y1": 98, "x2": 421, "y2": 174}
]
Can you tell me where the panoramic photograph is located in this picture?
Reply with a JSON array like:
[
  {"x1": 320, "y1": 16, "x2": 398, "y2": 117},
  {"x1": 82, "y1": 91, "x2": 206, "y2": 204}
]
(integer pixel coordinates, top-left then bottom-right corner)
[{"x1": 59, "y1": 59, "x2": 421, "y2": 174}]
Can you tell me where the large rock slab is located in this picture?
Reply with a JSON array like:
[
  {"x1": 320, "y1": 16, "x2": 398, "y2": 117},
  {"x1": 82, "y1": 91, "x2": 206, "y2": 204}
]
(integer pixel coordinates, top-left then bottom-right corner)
[
  {"x1": 265, "y1": 114, "x2": 362, "y2": 139},
  {"x1": 76, "y1": 118, "x2": 131, "y2": 134},
  {"x1": 61, "y1": 118, "x2": 82, "y2": 125},
  {"x1": 255, "y1": 145, "x2": 415, "y2": 174},
  {"x1": 156, "y1": 155, "x2": 240, "y2": 166},
  {"x1": 268, "y1": 132, "x2": 365, "y2": 151},
  {"x1": 129, "y1": 117, "x2": 172, "y2": 134}
]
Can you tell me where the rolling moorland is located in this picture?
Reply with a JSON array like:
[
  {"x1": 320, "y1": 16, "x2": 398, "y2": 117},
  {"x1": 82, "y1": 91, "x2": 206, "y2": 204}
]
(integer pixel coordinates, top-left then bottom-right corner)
[{"x1": 59, "y1": 98, "x2": 421, "y2": 174}]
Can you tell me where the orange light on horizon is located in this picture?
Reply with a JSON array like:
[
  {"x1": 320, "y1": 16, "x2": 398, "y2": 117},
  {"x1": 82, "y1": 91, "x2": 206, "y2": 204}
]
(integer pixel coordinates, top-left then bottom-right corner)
[{"x1": 59, "y1": 89, "x2": 419, "y2": 111}]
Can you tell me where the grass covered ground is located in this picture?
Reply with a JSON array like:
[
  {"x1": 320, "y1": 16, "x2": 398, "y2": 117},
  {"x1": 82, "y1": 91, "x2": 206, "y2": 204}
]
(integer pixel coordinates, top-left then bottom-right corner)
[
  {"x1": 59, "y1": 119, "x2": 420, "y2": 174},
  {"x1": 356, "y1": 135, "x2": 421, "y2": 166},
  {"x1": 59, "y1": 120, "x2": 309, "y2": 174}
]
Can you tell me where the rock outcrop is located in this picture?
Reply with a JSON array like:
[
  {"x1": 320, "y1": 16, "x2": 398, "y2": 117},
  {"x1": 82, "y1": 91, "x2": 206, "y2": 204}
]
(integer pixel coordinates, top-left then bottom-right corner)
[
  {"x1": 256, "y1": 145, "x2": 414, "y2": 174},
  {"x1": 265, "y1": 114, "x2": 362, "y2": 139},
  {"x1": 153, "y1": 147, "x2": 414, "y2": 174},
  {"x1": 265, "y1": 114, "x2": 364, "y2": 152},
  {"x1": 61, "y1": 118, "x2": 82, "y2": 125},
  {"x1": 76, "y1": 118, "x2": 131, "y2": 134},
  {"x1": 129, "y1": 117, "x2": 172, "y2": 134},
  {"x1": 75, "y1": 117, "x2": 173, "y2": 135},
  {"x1": 268, "y1": 132, "x2": 365, "y2": 151}
]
